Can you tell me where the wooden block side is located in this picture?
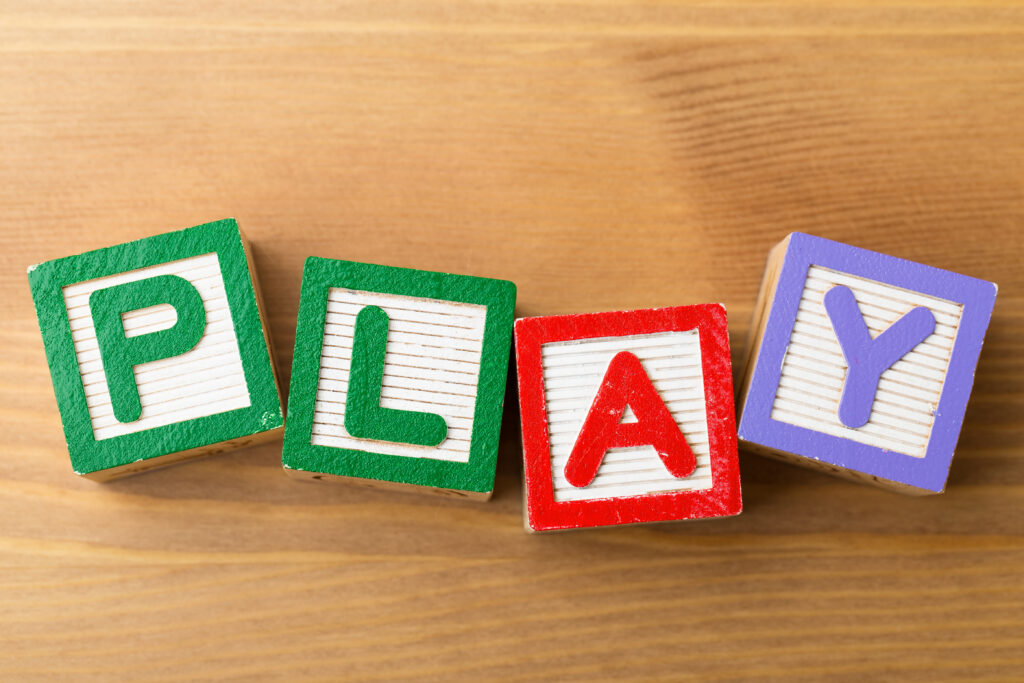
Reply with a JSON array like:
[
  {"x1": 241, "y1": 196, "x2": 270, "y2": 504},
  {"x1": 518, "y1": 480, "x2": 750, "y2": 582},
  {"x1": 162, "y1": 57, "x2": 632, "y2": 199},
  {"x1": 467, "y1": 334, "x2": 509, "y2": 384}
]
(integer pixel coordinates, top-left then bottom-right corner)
[
  {"x1": 739, "y1": 438, "x2": 935, "y2": 496},
  {"x1": 236, "y1": 226, "x2": 283, "y2": 400},
  {"x1": 283, "y1": 464, "x2": 491, "y2": 501},
  {"x1": 83, "y1": 425, "x2": 284, "y2": 482},
  {"x1": 737, "y1": 235, "x2": 791, "y2": 419}
]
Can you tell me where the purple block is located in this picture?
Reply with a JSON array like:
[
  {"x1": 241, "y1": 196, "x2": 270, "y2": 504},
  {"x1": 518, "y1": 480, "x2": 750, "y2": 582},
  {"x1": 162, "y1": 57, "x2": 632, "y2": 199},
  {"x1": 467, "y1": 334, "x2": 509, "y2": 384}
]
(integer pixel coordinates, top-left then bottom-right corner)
[{"x1": 737, "y1": 233, "x2": 997, "y2": 494}]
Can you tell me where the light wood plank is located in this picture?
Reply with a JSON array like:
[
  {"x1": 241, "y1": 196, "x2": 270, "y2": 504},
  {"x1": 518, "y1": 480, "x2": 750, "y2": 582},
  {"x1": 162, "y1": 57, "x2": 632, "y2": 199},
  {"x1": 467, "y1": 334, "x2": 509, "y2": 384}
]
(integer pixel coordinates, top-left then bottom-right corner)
[{"x1": 1, "y1": 1, "x2": 1023, "y2": 680}]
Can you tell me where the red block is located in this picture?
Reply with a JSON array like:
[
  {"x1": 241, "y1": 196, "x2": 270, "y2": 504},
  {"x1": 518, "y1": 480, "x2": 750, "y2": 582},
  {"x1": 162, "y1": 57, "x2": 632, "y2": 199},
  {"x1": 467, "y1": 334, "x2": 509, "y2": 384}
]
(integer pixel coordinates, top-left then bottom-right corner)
[{"x1": 515, "y1": 305, "x2": 742, "y2": 532}]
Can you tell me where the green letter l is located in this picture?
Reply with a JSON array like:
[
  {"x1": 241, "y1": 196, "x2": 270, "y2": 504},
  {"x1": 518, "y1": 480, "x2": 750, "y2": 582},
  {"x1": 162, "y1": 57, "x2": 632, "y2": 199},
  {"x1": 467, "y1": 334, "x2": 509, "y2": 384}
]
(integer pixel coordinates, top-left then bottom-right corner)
[{"x1": 344, "y1": 305, "x2": 448, "y2": 447}]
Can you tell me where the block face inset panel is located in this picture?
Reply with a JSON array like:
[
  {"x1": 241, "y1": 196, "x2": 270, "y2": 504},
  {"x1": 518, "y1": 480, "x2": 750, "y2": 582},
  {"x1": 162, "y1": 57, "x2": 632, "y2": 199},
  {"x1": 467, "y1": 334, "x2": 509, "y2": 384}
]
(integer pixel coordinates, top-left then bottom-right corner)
[
  {"x1": 770, "y1": 266, "x2": 963, "y2": 459},
  {"x1": 516, "y1": 305, "x2": 742, "y2": 532},
  {"x1": 737, "y1": 233, "x2": 997, "y2": 494},
  {"x1": 542, "y1": 331, "x2": 713, "y2": 502},
  {"x1": 63, "y1": 253, "x2": 250, "y2": 441},
  {"x1": 282, "y1": 258, "x2": 516, "y2": 498},
  {"x1": 311, "y1": 289, "x2": 486, "y2": 463},
  {"x1": 28, "y1": 219, "x2": 284, "y2": 480}
]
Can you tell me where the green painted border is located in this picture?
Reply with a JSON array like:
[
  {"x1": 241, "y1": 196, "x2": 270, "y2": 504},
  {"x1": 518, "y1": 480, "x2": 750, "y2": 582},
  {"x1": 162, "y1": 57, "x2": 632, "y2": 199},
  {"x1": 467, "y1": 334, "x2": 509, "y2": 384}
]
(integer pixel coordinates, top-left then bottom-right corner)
[
  {"x1": 27, "y1": 218, "x2": 284, "y2": 475},
  {"x1": 282, "y1": 257, "x2": 516, "y2": 494}
]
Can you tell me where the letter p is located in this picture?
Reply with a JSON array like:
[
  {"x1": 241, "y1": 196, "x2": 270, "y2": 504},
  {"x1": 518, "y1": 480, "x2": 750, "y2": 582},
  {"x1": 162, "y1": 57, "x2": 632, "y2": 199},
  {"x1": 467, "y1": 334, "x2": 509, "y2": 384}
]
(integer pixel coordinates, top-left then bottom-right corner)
[{"x1": 89, "y1": 274, "x2": 207, "y2": 424}]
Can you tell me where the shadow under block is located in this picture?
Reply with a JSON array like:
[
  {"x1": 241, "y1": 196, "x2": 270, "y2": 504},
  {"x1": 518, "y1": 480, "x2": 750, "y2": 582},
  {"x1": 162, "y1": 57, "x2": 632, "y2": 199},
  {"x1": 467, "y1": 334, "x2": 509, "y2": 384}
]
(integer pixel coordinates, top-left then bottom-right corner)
[
  {"x1": 27, "y1": 218, "x2": 284, "y2": 481},
  {"x1": 281, "y1": 257, "x2": 516, "y2": 500},
  {"x1": 515, "y1": 305, "x2": 742, "y2": 532},
  {"x1": 737, "y1": 232, "x2": 998, "y2": 495}
]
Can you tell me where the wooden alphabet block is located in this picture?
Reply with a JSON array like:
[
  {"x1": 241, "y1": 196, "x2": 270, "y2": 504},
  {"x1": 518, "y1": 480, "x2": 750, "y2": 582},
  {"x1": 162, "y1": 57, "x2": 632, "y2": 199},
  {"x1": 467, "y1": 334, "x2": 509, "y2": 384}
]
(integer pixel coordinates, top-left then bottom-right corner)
[
  {"x1": 281, "y1": 257, "x2": 516, "y2": 500},
  {"x1": 515, "y1": 305, "x2": 742, "y2": 532},
  {"x1": 27, "y1": 218, "x2": 284, "y2": 481},
  {"x1": 737, "y1": 232, "x2": 998, "y2": 494}
]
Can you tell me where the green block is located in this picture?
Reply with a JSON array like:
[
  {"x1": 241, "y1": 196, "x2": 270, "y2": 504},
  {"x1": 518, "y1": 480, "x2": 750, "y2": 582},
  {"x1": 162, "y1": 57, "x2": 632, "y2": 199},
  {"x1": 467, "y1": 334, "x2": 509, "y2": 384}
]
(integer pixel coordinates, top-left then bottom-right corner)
[
  {"x1": 28, "y1": 218, "x2": 284, "y2": 480},
  {"x1": 282, "y1": 257, "x2": 517, "y2": 500}
]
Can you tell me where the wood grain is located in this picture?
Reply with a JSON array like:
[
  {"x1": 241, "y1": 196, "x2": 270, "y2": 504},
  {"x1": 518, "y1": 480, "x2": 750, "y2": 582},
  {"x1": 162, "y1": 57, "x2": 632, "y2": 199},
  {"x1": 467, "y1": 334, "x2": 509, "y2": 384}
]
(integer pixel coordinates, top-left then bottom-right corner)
[{"x1": 2, "y1": 1, "x2": 1023, "y2": 680}]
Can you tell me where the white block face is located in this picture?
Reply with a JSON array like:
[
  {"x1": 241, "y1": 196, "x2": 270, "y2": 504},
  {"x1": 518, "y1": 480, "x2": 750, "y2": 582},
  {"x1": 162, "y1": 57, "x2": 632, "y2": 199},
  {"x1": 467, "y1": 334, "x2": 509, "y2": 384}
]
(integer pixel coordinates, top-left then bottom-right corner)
[
  {"x1": 311, "y1": 289, "x2": 487, "y2": 463},
  {"x1": 541, "y1": 331, "x2": 713, "y2": 503},
  {"x1": 62, "y1": 253, "x2": 250, "y2": 441},
  {"x1": 770, "y1": 265, "x2": 964, "y2": 458}
]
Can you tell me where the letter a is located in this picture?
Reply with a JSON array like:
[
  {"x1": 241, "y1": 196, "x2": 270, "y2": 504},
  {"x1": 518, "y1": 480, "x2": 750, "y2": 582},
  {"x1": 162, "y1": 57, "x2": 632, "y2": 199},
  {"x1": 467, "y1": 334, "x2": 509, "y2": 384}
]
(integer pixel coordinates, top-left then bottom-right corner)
[
  {"x1": 564, "y1": 351, "x2": 696, "y2": 488},
  {"x1": 824, "y1": 285, "x2": 936, "y2": 429}
]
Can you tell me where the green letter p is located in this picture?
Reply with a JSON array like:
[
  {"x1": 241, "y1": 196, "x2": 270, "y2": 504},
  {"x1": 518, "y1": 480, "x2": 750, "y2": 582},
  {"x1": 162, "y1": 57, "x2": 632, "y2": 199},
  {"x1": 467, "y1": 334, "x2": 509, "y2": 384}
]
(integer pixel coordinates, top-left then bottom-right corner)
[{"x1": 89, "y1": 274, "x2": 207, "y2": 424}]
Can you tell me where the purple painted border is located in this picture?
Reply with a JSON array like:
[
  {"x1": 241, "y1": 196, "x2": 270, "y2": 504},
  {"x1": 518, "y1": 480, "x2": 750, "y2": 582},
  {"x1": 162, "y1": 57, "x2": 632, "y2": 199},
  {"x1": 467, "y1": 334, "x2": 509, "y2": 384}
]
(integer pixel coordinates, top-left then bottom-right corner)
[{"x1": 737, "y1": 233, "x2": 997, "y2": 492}]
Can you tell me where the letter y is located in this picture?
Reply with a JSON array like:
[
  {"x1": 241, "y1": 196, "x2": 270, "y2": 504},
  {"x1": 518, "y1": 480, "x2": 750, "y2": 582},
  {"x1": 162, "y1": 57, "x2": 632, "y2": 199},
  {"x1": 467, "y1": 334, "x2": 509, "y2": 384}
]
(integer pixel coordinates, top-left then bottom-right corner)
[{"x1": 823, "y1": 285, "x2": 936, "y2": 429}]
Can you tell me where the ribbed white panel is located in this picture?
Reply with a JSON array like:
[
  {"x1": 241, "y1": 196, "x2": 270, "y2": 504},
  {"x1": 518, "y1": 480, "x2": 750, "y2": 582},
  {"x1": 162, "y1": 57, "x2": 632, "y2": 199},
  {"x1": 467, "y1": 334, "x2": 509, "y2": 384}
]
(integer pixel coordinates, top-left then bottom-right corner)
[
  {"x1": 770, "y1": 265, "x2": 963, "y2": 458},
  {"x1": 541, "y1": 331, "x2": 713, "y2": 503},
  {"x1": 62, "y1": 253, "x2": 250, "y2": 440},
  {"x1": 311, "y1": 289, "x2": 487, "y2": 463}
]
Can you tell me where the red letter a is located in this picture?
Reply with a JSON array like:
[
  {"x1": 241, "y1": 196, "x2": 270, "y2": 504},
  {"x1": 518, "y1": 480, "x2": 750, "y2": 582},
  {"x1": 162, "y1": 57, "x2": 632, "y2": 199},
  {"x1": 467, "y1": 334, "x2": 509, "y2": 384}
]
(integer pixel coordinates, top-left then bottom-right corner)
[{"x1": 564, "y1": 351, "x2": 697, "y2": 488}]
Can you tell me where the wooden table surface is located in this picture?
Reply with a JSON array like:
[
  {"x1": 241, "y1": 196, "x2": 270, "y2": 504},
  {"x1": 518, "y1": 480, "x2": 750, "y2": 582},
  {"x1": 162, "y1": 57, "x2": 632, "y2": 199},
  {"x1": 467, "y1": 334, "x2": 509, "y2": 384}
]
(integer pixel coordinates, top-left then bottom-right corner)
[{"x1": 2, "y1": 2, "x2": 1023, "y2": 680}]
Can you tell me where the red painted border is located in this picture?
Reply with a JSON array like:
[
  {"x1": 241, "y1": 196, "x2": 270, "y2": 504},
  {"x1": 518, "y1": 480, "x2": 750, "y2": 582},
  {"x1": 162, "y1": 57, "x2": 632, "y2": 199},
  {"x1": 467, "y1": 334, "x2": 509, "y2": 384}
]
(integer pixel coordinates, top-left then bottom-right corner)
[{"x1": 514, "y1": 305, "x2": 742, "y2": 531}]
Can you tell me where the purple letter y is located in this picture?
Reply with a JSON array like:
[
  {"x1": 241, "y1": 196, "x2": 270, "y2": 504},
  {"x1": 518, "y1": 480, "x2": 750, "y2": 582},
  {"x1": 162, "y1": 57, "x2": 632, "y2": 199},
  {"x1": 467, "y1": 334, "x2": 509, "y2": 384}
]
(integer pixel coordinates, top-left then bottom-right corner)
[{"x1": 823, "y1": 285, "x2": 936, "y2": 429}]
